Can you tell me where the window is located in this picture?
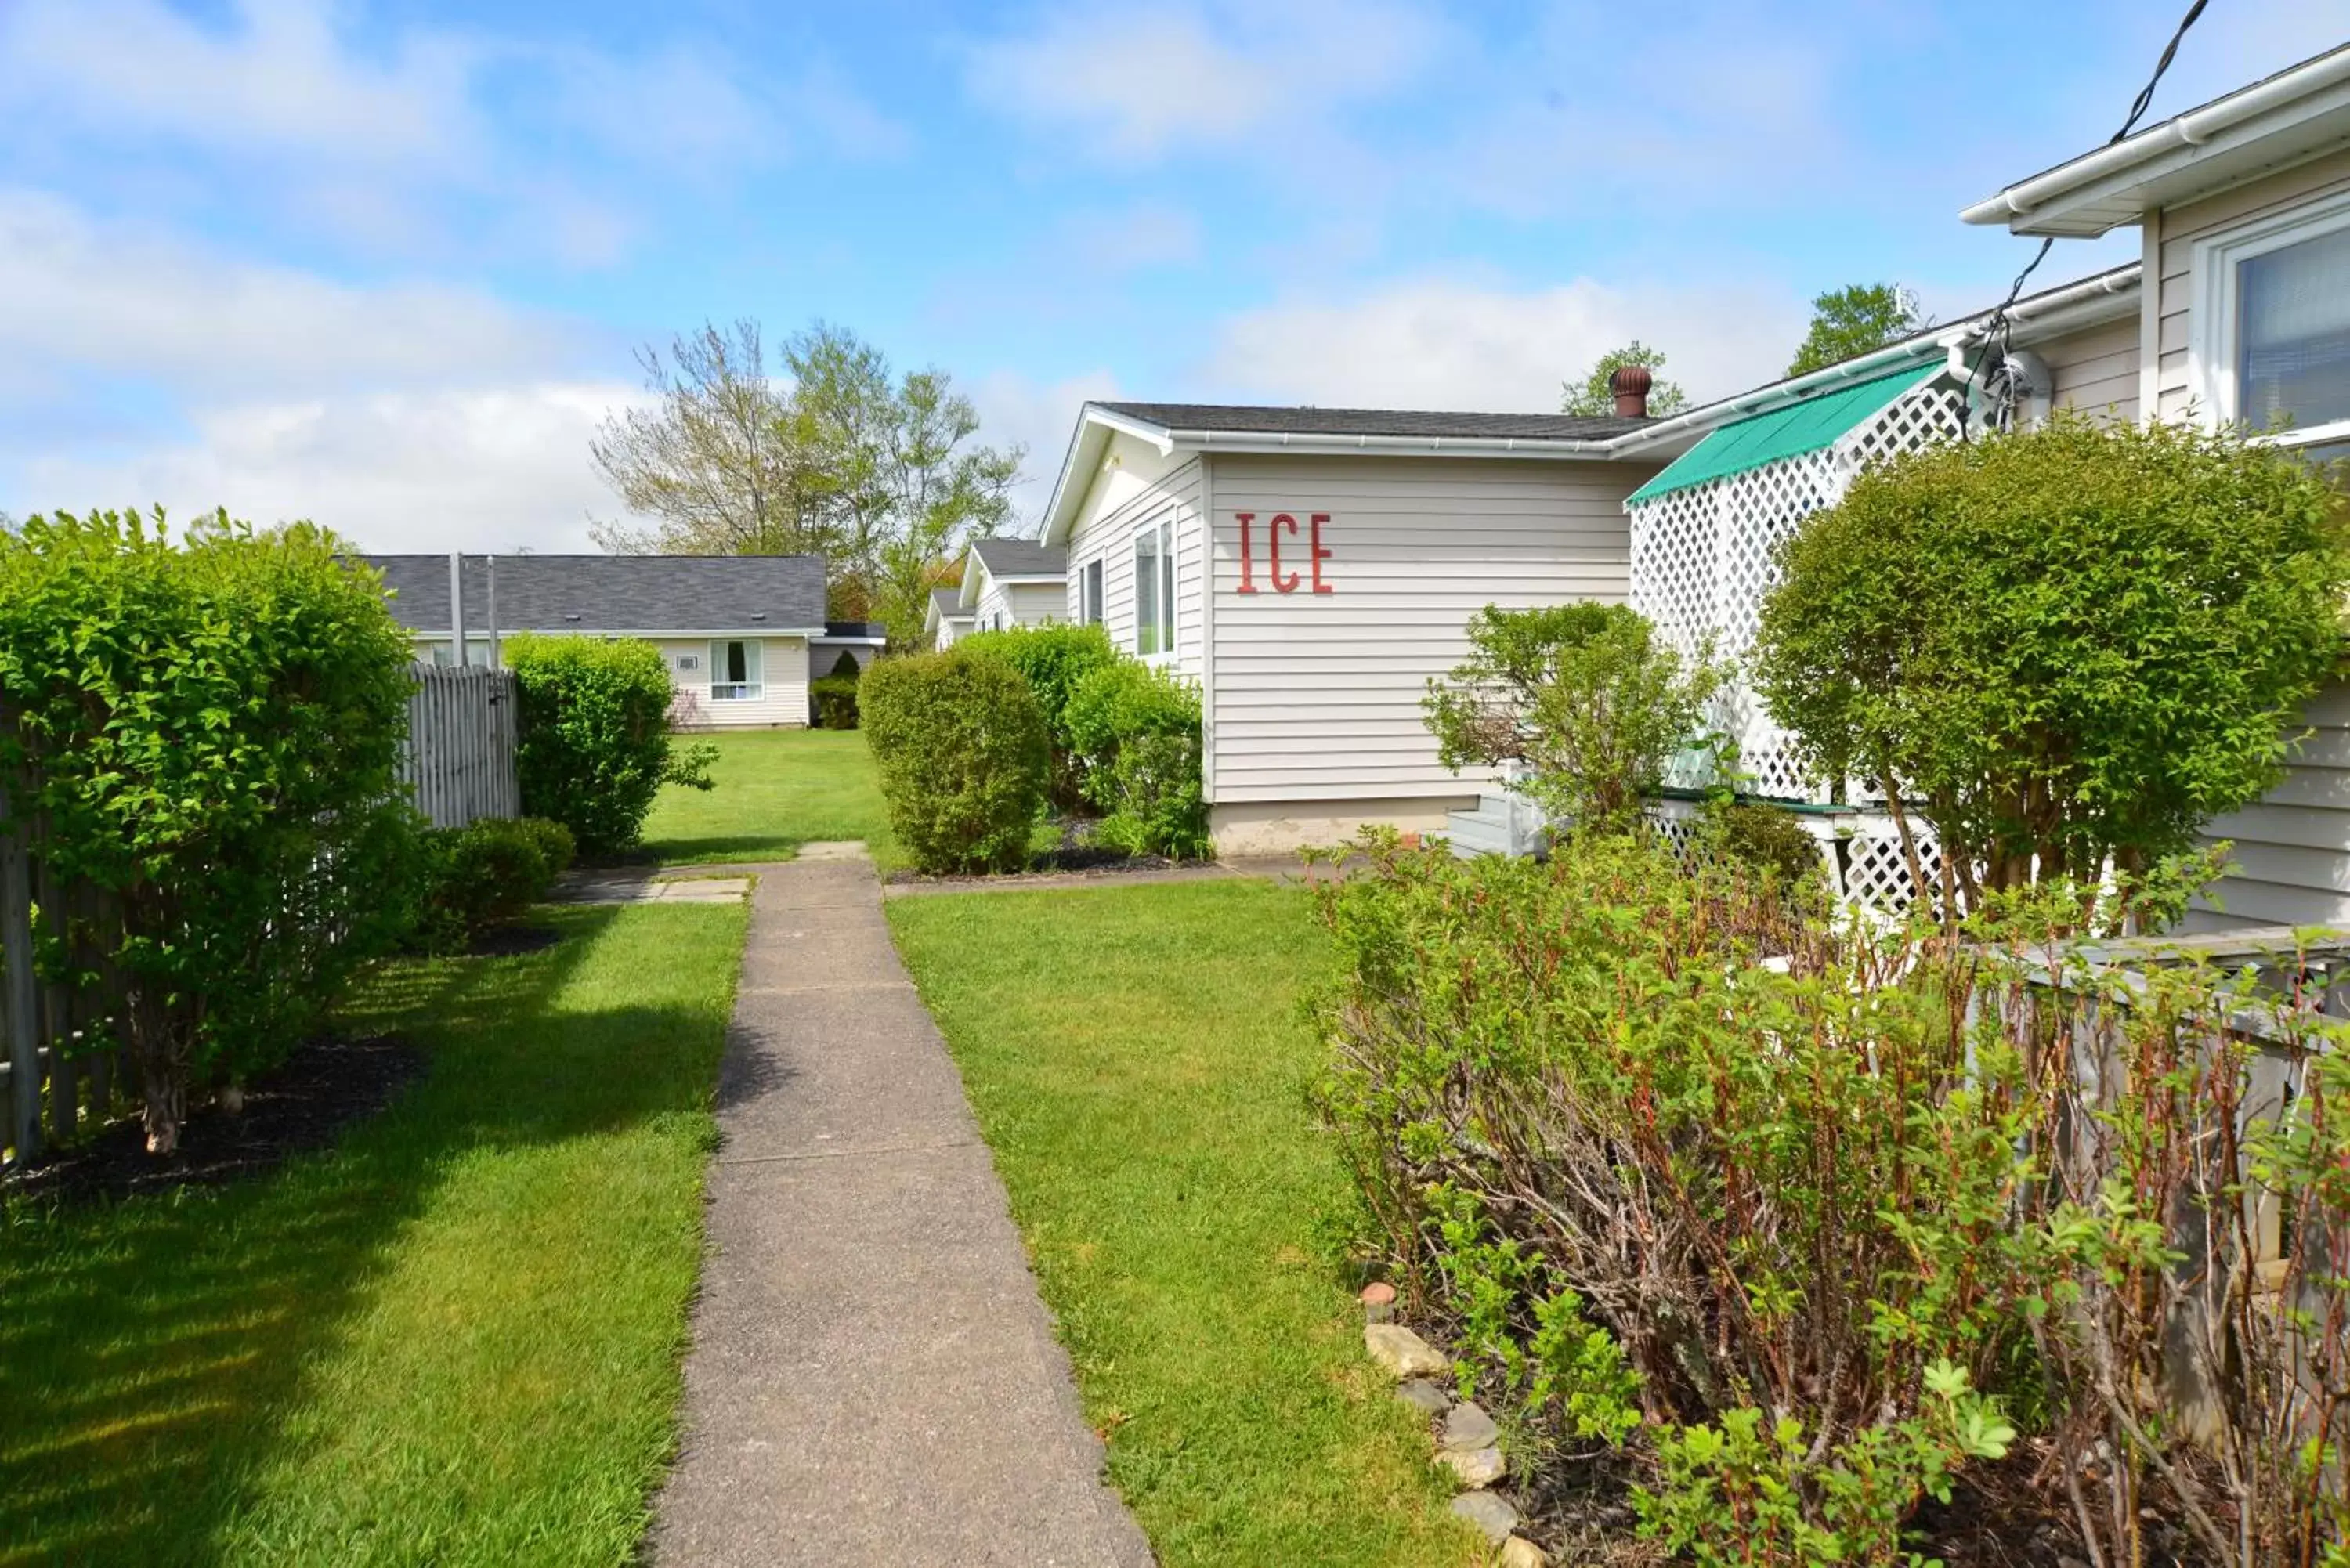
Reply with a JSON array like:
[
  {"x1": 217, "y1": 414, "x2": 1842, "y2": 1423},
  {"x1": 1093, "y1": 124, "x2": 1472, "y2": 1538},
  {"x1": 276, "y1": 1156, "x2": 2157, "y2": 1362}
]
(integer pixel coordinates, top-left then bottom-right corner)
[
  {"x1": 1133, "y1": 518, "x2": 1176, "y2": 657},
  {"x1": 1082, "y1": 558, "x2": 1104, "y2": 625},
  {"x1": 709, "y1": 638, "x2": 762, "y2": 700},
  {"x1": 2196, "y1": 193, "x2": 2350, "y2": 450}
]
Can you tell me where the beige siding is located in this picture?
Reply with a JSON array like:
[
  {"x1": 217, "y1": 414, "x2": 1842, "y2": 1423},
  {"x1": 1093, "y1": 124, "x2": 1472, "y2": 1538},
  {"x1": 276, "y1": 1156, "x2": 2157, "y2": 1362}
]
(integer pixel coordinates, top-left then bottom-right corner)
[
  {"x1": 1205, "y1": 455, "x2": 1653, "y2": 804},
  {"x1": 972, "y1": 578, "x2": 1065, "y2": 632},
  {"x1": 1063, "y1": 439, "x2": 1205, "y2": 679},
  {"x1": 660, "y1": 636, "x2": 810, "y2": 728},
  {"x1": 2154, "y1": 146, "x2": 2350, "y2": 421},
  {"x1": 2043, "y1": 314, "x2": 2140, "y2": 424},
  {"x1": 2187, "y1": 678, "x2": 2350, "y2": 933}
]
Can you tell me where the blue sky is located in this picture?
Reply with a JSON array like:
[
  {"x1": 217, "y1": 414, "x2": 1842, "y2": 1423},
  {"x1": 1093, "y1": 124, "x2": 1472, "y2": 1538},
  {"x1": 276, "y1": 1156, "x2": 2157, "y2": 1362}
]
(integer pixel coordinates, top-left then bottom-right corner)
[{"x1": 2, "y1": 0, "x2": 2346, "y2": 551}]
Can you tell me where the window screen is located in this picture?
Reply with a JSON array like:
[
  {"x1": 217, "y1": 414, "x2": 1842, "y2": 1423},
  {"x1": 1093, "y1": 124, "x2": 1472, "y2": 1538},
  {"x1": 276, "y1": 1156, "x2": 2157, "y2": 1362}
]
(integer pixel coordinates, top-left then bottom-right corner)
[{"x1": 2240, "y1": 223, "x2": 2350, "y2": 433}]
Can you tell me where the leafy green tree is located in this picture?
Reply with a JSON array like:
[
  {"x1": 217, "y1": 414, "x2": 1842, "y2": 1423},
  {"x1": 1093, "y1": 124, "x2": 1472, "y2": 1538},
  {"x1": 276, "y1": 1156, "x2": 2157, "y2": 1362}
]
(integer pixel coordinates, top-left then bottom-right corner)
[
  {"x1": 1785, "y1": 284, "x2": 1927, "y2": 378},
  {"x1": 1423, "y1": 602, "x2": 1723, "y2": 832},
  {"x1": 591, "y1": 320, "x2": 1022, "y2": 648},
  {"x1": 1753, "y1": 414, "x2": 2350, "y2": 916},
  {"x1": 1561, "y1": 341, "x2": 1687, "y2": 419},
  {"x1": 0, "y1": 509, "x2": 421, "y2": 1152}
]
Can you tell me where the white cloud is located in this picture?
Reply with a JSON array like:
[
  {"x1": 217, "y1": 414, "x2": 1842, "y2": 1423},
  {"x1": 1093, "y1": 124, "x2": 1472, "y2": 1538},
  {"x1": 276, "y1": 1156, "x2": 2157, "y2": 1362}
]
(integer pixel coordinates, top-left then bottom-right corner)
[
  {"x1": 965, "y1": 0, "x2": 1438, "y2": 159},
  {"x1": 8, "y1": 382, "x2": 641, "y2": 554},
  {"x1": 1205, "y1": 276, "x2": 1810, "y2": 412},
  {"x1": 0, "y1": 0, "x2": 480, "y2": 172},
  {"x1": 968, "y1": 368, "x2": 1123, "y2": 531},
  {"x1": 0, "y1": 190, "x2": 581, "y2": 398}
]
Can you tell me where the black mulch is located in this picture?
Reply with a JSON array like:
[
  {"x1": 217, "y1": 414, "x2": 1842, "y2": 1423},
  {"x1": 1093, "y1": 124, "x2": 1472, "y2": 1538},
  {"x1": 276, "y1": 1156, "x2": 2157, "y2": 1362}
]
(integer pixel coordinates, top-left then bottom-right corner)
[
  {"x1": 2, "y1": 1033, "x2": 425, "y2": 1206},
  {"x1": 882, "y1": 850, "x2": 1182, "y2": 887}
]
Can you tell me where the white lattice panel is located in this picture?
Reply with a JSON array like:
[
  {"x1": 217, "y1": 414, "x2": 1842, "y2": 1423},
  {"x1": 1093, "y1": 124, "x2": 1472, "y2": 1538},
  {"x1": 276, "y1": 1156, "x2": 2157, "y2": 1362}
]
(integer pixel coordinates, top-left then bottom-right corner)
[{"x1": 1630, "y1": 376, "x2": 1969, "y2": 806}]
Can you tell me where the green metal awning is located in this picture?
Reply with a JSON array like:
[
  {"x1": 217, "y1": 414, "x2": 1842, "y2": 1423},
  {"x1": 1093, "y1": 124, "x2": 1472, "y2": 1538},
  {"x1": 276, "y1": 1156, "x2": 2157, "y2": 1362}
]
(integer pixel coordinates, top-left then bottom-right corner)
[{"x1": 1626, "y1": 361, "x2": 1944, "y2": 504}]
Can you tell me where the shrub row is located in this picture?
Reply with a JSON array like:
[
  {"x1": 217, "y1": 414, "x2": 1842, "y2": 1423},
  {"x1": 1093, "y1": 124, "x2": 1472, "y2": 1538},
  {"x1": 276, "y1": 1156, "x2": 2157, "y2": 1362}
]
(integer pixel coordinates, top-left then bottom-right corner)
[
  {"x1": 410, "y1": 817, "x2": 576, "y2": 955},
  {"x1": 1312, "y1": 833, "x2": 2350, "y2": 1563},
  {"x1": 862, "y1": 626, "x2": 1211, "y2": 875}
]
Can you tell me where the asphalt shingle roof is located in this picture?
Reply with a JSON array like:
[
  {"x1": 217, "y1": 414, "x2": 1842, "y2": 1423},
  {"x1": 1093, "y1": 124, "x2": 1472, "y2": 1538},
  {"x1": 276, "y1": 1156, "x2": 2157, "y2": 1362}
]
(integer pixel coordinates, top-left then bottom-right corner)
[
  {"x1": 968, "y1": 537, "x2": 1065, "y2": 578},
  {"x1": 1094, "y1": 401, "x2": 1648, "y2": 442},
  {"x1": 362, "y1": 554, "x2": 828, "y2": 635},
  {"x1": 930, "y1": 586, "x2": 970, "y2": 617}
]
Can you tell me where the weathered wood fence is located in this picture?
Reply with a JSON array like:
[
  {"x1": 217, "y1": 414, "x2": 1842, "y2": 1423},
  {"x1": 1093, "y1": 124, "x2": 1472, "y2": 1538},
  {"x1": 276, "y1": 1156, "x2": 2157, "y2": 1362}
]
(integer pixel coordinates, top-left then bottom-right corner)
[{"x1": 403, "y1": 664, "x2": 520, "y2": 829}]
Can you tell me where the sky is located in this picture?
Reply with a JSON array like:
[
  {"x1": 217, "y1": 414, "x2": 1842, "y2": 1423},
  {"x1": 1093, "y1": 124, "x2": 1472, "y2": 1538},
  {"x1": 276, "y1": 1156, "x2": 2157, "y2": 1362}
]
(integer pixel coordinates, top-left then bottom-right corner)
[{"x1": 2, "y1": 0, "x2": 2346, "y2": 552}]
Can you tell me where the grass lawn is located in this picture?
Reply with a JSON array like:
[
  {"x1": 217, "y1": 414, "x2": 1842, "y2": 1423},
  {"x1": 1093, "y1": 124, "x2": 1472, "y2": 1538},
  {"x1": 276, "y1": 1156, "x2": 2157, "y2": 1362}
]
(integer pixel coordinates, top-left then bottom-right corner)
[
  {"x1": 0, "y1": 899, "x2": 746, "y2": 1567},
  {"x1": 638, "y1": 728, "x2": 896, "y2": 867},
  {"x1": 887, "y1": 880, "x2": 1480, "y2": 1568}
]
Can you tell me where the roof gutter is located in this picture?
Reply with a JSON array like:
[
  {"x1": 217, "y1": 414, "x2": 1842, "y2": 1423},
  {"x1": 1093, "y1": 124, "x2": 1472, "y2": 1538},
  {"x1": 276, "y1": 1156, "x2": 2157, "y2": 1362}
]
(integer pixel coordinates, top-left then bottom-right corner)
[{"x1": 1961, "y1": 46, "x2": 2350, "y2": 229}]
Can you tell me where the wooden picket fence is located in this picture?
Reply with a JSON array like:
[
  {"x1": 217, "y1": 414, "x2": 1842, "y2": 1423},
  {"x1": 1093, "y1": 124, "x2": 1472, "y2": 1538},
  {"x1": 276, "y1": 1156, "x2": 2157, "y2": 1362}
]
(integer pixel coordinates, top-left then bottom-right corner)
[
  {"x1": 404, "y1": 664, "x2": 521, "y2": 829},
  {"x1": 0, "y1": 667, "x2": 522, "y2": 1166}
]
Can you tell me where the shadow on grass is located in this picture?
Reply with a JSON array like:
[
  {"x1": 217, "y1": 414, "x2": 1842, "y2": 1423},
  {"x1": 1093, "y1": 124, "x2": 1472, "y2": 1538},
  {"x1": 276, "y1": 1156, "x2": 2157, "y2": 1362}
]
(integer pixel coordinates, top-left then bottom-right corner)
[{"x1": 0, "y1": 903, "x2": 727, "y2": 1566}]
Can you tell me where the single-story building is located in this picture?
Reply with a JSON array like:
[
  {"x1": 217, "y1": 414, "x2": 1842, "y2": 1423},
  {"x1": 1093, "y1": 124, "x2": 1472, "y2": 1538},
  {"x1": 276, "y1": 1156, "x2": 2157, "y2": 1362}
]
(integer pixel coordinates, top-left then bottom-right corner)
[
  {"x1": 365, "y1": 552, "x2": 830, "y2": 729},
  {"x1": 960, "y1": 537, "x2": 1066, "y2": 634},
  {"x1": 925, "y1": 586, "x2": 975, "y2": 649},
  {"x1": 1035, "y1": 400, "x2": 1676, "y2": 853}
]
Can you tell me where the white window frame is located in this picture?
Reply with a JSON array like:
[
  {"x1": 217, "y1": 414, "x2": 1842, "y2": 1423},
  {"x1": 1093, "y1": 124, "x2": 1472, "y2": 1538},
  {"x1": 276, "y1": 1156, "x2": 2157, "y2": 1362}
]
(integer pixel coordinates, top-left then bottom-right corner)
[
  {"x1": 1080, "y1": 558, "x2": 1104, "y2": 626},
  {"x1": 709, "y1": 637, "x2": 763, "y2": 702},
  {"x1": 1133, "y1": 516, "x2": 1176, "y2": 662},
  {"x1": 2191, "y1": 186, "x2": 2350, "y2": 453}
]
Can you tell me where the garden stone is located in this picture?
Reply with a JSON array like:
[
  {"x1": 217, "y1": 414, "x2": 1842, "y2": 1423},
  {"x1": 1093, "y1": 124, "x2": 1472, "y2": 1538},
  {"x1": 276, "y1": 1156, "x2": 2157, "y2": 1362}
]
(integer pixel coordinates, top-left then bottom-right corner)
[
  {"x1": 1394, "y1": 1378, "x2": 1449, "y2": 1415},
  {"x1": 1440, "y1": 1400, "x2": 1499, "y2": 1451},
  {"x1": 1499, "y1": 1538, "x2": 1548, "y2": 1568},
  {"x1": 1450, "y1": 1490, "x2": 1519, "y2": 1542},
  {"x1": 1364, "y1": 1323, "x2": 1448, "y2": 1379},
  {"x1": 1439, "y1": 1445, "x2": 1506, "y2": 1488}
]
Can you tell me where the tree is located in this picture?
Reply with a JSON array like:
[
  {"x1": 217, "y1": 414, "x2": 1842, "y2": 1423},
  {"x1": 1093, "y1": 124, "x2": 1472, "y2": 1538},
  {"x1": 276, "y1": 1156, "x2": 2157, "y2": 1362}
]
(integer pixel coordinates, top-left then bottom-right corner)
[
  {"x1": 591, "y1": 320, "x2": 1021, "y2": 645},
  {"x1": 1752, "y1": 414, "x2": 2350, "y2": 919},
  {"x1": 1785, "y1": 283, "x2": 1927, "y2": 378},
  {"x1": 588, "y1": 320, "x2": 837, "y2": 558},
  {"x1": 1423, "y1": 602, "x2": 1723, "y2": 833},
  {"x1": 1561, "y1": 341, "x2": 1687, "y2": 419}
]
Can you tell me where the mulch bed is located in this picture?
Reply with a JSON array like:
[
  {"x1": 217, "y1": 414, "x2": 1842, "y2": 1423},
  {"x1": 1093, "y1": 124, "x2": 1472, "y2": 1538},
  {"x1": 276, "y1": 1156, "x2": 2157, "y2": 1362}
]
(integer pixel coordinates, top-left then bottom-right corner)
[
  {"x1": 2, "y1": 1033, "x2": 425, "y2": 1205},
  {"x1": 470, "y1": 923, "x2": 564, "y2": 957},
  {"x1": 883, "y1": 851, "x2": 1184, "y2": 887}
]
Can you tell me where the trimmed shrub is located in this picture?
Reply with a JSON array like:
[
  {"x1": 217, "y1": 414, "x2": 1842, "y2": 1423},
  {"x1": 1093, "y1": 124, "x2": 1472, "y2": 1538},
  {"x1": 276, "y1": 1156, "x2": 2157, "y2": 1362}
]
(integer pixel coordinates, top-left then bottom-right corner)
[
  {"x1": 956, "y1": 623, "x2": 1117, "y2": 807},
  {"x1": 507, "y1": 633, "x2": 715, "y2": 855},
  {"x1": 862, "y1": 649, "x2": 1049, "y2": 873},
  {"x1": 1697, "y1": 798, "x2": 1824, "y2": 891},
  {"x1": 412, "y1": 815, "x2": 571, "y2": 954},
  {"x1": 1755, "y1": 414, "x2": 2350, "y2": 915},
  {"x1": 1423, "y1": 602, "x2": 1723, "y2": 833},
  {"x1": 811, "y1": 675, "x2": 860, "y2": 729},
  {"x1": 0, "y1": 510, "x2": 421, "y2": 1152},
  {"x1": 1063, "y1": 659, "x2": 1209, "y2": 859}
]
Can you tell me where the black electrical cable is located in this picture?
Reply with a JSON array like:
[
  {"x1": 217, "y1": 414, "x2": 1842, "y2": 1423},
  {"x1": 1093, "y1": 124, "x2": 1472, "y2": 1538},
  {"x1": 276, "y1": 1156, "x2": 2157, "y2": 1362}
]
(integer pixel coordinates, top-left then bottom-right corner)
[{"x1": 1962, "y1": 0, "x2": 2211, "y2": 433}]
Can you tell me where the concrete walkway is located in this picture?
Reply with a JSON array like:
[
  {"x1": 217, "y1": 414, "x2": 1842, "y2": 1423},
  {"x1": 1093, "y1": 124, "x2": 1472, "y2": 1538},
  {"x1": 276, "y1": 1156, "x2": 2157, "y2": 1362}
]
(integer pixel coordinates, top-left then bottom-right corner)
[{"x1": 650, "y1": 854, "x2": 1153, "y2": 1568}]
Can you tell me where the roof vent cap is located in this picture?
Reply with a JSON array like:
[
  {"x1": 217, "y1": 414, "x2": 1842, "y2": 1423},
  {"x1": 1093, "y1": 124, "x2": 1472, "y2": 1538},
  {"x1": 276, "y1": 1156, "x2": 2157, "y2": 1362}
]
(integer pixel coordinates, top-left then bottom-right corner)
[{"x1": 1608, "y1": 365, "x2": 1653, "y2": 420}]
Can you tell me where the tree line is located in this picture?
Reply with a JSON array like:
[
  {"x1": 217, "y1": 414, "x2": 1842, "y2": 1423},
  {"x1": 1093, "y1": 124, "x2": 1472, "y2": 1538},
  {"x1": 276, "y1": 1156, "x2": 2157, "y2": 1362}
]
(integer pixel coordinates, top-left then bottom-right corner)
[{"x1": 1561, "y1": 282, "x2": 1930, "y2": 418}]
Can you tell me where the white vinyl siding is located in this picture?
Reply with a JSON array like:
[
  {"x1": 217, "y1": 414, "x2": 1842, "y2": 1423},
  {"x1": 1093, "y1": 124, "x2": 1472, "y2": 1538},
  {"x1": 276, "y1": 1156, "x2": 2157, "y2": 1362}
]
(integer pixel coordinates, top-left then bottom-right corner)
[
  {"x1": 2155, "y1": 146, "x2": 2350, "y2": 423},
  {"x1": 972, "y1": 578, "x2": 1065, "y2": 633},
  {"x1": 1062, "y1": 453, "x2": 1204, "y2": 681},
  {"x1": 658, "y1": 637, "x2": 809, "y2": 728},
  {"x1": 1205, "y1": 455, "x2": 1650, "y2": 804},
  {"x1": 2043, "y1": 315, "x2": 2141, "y2": 424}
]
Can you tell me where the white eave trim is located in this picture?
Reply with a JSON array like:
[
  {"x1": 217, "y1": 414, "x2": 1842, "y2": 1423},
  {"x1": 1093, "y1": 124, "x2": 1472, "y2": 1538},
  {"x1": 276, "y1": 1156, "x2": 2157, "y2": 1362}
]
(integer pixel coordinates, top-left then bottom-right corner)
[
  {"x1": 416, "y1": 626, "x2": 825, "y2": 639},
  {"x1": 1961, "y1": 45, "x2": 2350, "y2": 237}
]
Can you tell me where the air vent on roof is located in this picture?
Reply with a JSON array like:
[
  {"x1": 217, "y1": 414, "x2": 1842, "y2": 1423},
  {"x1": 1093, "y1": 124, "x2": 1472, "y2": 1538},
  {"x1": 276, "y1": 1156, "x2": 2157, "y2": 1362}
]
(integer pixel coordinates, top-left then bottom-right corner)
[
  {"x1": 565, "y1": 613, "x2": 581, "y2": 622},
  {"x1": 752, "y1": 612, "x2": 766, "y2": 620}
]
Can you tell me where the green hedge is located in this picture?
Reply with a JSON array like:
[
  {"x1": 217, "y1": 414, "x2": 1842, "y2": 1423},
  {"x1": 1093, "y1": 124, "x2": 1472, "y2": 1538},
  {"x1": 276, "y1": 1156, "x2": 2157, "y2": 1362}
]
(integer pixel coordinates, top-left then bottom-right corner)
[
  {"x1": 862, "y1": 649, "x2": 1048, "y2": 874},
  {"x1": 507, "y1": 634, "x2": 714, "y2": 855},
  {"x1": 810, "y1": 674, "x2": 861, "y2": 729},
  {"x1": 1065, "y1": 660, "x2": 1209, "y2": 859},
  {"x1": 411, "y1": 817, "x2": 576, "y2": 954},
  {"x1": 0, "y1": 510, "x2": 421, "y2": 1152},
  {"x1": 956, "y1": 623, "x2": 1117, "y2": 807}
]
